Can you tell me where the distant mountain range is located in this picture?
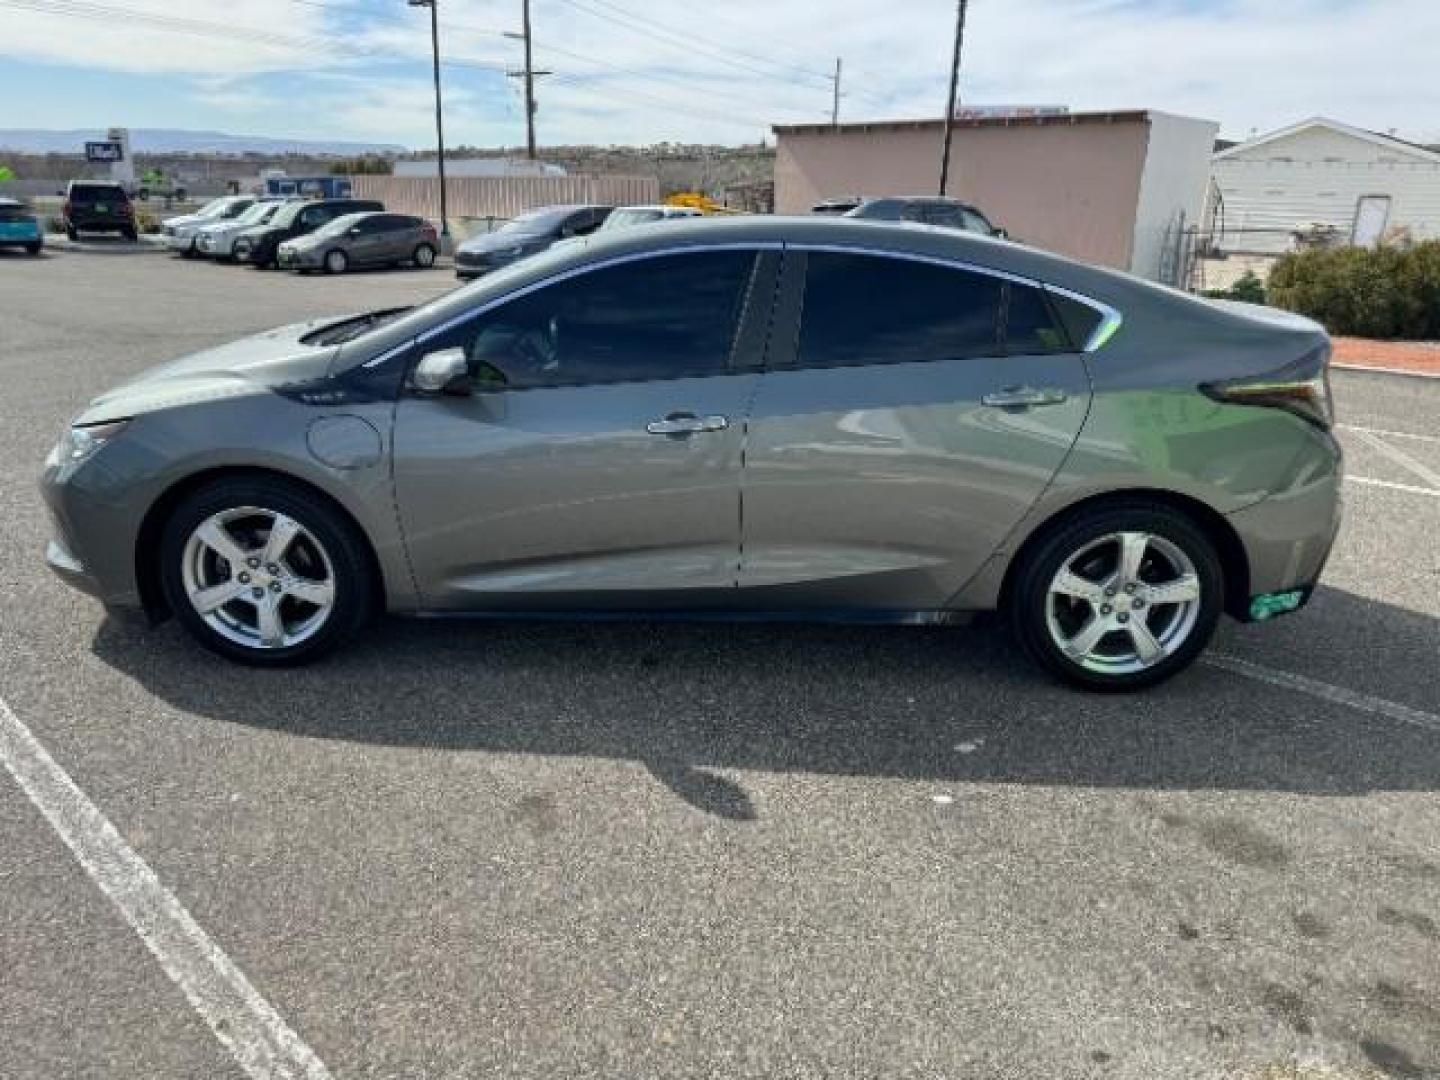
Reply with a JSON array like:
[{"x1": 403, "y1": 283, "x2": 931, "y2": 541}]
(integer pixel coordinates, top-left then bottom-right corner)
[{"x1": 0, "y1": 128, "x2": 406, "y2": 156}]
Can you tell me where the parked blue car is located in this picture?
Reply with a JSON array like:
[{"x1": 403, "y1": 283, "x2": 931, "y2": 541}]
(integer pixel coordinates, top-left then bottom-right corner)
[{"x1": 0, "y1": 198, "x2": 43, "y2": 255}]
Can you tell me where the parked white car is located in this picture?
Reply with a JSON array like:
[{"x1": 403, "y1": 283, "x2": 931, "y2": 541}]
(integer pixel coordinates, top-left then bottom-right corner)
[
  {"x1": 194, "y1": 198, "x2": 294, "y2": 259},
  {"x1": 596, "y1": 205, "x2": 704, "y2": 233},
  {"x1": 549, "y1": 204, "x2": 705, "y2": 255},
  {"x1": 161, "y1": 196, "x2": 256, "y2": 255}
]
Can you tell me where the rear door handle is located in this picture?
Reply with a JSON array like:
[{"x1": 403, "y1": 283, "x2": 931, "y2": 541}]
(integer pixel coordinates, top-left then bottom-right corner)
[
  {"x1": 981, "y1": 386, "x2": 1069, "y2": 408},
  {"x1": 646, "y1": 413, "x2": 730, "y2": 435}
]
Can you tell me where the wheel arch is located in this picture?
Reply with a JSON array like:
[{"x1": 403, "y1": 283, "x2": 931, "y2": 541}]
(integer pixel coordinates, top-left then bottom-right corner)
[
  {"x1": 134, "y1": 465, "x2": 387, "y2": 624},
  {"x1": 996, "y1": 489, "x2": 1251, "y2": 620}
]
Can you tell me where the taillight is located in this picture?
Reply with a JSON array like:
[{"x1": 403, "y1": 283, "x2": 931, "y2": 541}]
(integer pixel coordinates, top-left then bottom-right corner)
[
  {"x1": 63, "y1": 200, "x2": 72, "y2": 217},
  {"x1": 1200, "y1": 345, "x2": 1334, "y2": 429}
]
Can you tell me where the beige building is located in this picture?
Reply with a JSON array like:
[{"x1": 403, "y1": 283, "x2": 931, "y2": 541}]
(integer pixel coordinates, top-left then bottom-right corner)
[{"x1": 772, "y1": 109, "x2": 1217, "y2": 283}]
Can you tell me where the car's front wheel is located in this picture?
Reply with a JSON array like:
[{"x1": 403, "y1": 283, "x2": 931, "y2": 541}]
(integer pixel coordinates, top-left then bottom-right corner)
[
  {"x1": 324, "y1": 249, "x2": 348, "y2": 274},
  {"x1": 158, "y1": 477, "x2": 373, "y2": 665},
  {"x1": 1007, "y1": 502, "x2": 1224, "y2": 690}
]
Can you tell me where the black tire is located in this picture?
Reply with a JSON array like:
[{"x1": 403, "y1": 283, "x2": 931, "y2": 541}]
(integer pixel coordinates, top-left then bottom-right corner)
[
  {"x1": 1007, "y1": 501, "x2": 1224, "y2": 691},
  {"x1": 324, "y1": 249, "x2": 348, "y2": 275},
  {"x1": 158, "y1": 476, "x2": 374, "y2": 666},
  {"x1": 123, "y1": 227, "x2": 138, "y2": 242},
  {"x1": 66, "y1": 226, "x2": 79, "y2": 241},
  {"x1": 412, "y1": 243, "x2": 436, "y2": 269},
  {"x1": 25, "y1": 242, "x2": 41, "y2": 256}
]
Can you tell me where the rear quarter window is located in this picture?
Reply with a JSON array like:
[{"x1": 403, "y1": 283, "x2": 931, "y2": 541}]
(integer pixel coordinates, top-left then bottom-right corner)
[{"x1": 1046, "y1": 291, "x2": 1107, "y2": 350}]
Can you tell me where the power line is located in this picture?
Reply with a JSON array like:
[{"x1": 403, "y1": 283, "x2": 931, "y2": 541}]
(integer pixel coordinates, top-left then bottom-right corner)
[{"x1": 550, "y1": 0, "x2": 832, "y2": 89}]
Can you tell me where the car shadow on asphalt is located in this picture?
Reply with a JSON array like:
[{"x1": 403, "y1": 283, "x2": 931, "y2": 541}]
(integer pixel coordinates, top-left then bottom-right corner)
[{"x1": 90, "y1": 584, "x2": 1440, "y2": 820}]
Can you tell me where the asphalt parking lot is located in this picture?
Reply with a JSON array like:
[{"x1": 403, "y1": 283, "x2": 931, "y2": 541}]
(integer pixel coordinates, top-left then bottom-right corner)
[{"x1": 1, "y1": 248, "x2": 1437, "y2": 1080}]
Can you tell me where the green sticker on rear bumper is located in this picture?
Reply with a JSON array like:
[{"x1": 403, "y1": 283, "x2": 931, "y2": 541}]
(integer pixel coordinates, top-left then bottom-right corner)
[{"x1": 1250, "y1": 590, "x2": 1305, "y2": 621}]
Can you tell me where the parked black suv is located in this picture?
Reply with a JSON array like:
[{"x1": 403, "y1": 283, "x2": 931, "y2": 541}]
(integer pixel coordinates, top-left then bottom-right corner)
[
  {"x1": 843, "y1": 197, "x2": 1006, "y2": 238},
  {"x1": 234, "y1": 198, "x2": 383, "y2": 268},
  {"x1": 63, "y1": 181, "x2": 137, "y2": 241}
]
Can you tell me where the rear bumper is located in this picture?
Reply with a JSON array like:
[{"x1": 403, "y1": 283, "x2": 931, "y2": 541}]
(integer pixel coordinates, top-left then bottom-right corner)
[{"x1": 1225, "y1": 425, "x2": 1343, "y2": 619}]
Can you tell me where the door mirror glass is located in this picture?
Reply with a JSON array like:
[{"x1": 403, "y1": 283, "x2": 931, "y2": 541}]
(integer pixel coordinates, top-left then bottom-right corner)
[{"x1": 411, "y1": 347, "x2": 471, "y2": 395}]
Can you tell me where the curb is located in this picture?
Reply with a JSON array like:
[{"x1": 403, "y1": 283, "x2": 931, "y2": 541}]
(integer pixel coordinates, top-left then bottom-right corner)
[
  {"x1": 43, "y1": 234, "x2": 168, "y2": 256},
  {"x1": 1332, "y1": 363, "x2": 1440, "y2": 381}
]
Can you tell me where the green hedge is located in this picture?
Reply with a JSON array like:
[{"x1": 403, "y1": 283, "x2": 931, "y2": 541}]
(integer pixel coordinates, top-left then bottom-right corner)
[{"x1": 1267, "y1": 241, "x2": 1440, "y2": 339}]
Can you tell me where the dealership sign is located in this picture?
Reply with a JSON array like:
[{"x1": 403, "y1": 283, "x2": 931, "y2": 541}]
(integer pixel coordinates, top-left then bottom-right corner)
[{"x1": 85, "y1": 141, "x2": 124, "y2": 163}]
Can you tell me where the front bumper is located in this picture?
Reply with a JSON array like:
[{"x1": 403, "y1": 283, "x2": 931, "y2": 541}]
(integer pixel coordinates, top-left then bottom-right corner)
[
  {"x1": 196, "y1": 232, "x2": 239, "y2": 256},
  {"x1": 163, "y1": 231, "x2": 197, "y2": 252},
  {"x1": 277, "y1": 246, "x2": 322, "y2": 269}
]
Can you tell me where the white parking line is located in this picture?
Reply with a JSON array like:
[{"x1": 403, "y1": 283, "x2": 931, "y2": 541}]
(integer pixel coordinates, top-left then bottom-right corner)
[
  {"x1": 1204, "y1": 655, "x2": 1440, "y2": 735},
  {"x1": 1338, "y1": 423, "x2": 1440, "y2": 446},
  {"x1": 1346, "y1": 475, "x2": 1440, "y2": 497},
  {"x1": 0, "y1": 694, "x2": 332, "y2": 1080},
  {"x1": 1350, "y1": 429, "x2": 1440, "y2": 490}
]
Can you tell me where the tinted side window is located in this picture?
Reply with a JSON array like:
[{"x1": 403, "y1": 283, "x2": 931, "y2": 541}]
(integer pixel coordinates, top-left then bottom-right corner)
[
  {"x1": 1005, "y1": 283, "x2": 1071, "y2": 355},
  {"x1": 451, "y1": 251, "x2": 756, "y2": 390},
  {"x1": 1047, "y1": 292, "x2": 1106, "y2": 350},
  {"x1": 797, "y1": 253, "x2": 1003, "y2": 368},
  {"x1": 298, "y1": 207, "x2": 331, "y2": 229}
]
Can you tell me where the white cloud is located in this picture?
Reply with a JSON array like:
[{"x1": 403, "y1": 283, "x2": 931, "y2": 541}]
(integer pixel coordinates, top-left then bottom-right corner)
[{"x1": 2, "y1": 0, "x2": 1438, "y2": 145}]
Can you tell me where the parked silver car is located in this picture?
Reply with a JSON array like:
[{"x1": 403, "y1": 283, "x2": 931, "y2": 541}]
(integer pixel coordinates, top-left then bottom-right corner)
[
  {"x1": 162, "y1": 195, "x2": 257, "y2": 256},
  {"x1": 277, "y1": 212, "x2": 439, "y2": 273},
  {"x1": 41, "y1": 217, "x2": 1341, "y2": 688},
  {"x1": 193, "y1": 197, "x2": 296, "y2": 259}
]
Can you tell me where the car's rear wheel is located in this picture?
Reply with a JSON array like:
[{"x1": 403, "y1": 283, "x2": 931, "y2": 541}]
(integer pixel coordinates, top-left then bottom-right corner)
[
  {"x1": 123, "y1": 226, "x2": 138, "y2": 242},
  {"x1": 412, "y1": 243, "x2": 436, "y2": 269},
  {"x1": 324, "y1": 249, "x2": 348, "y2": 274},
  {"x1": 25, "y1": 242, "x2": 41, "y2": 255},
  {"x1": 1007, "y1": 502, "x2": 1223, "y2": 690},
  {"x1": 66, "y1": 227, "x2": 78, "y2": 241},
  {"x1": 158, "y1": 477, "x2": 373, "y2": 666}
]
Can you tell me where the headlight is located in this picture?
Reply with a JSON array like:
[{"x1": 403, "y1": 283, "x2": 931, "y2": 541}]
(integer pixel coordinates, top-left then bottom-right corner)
[{"x1": 55, "y1": 420, "x2": 129, "y2": 466}]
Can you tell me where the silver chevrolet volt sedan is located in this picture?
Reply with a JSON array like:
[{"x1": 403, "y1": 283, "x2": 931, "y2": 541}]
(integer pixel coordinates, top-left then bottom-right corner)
[{"x1": 41, "y1": 217, "x2": 1342, "y2": 689}]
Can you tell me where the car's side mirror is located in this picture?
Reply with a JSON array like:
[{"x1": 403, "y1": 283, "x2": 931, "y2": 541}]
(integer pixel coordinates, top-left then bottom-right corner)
[
  {"x1": 411, "y1": 347, "x2": 471, "y2": 395},
  {"x1": 992, "y1": 227, "x2": 1009, "y2": 240}
]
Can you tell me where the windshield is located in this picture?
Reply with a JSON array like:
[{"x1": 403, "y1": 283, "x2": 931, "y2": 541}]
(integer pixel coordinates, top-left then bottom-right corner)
[
  {"x1": 601, "y1": 208, "x2": 665, "y2": 231},
  {"x1": 314, "y1": 213, "x2": 367, "y2": 238},
  {"x1": 269, "y1": 201, "x2": 310, "y2": 228},
  {"x1": 500, "y1": 208, "x2": 570, "y2": 235},
  {"x1": 196, "y1": 198, "x2": 234, "y2": 219},
  {"x1": 232, "y1": 201, "x2": 279, "y2": 226}
]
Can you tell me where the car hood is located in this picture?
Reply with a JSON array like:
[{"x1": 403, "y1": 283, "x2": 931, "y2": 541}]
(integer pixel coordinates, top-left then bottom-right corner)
[
  {"x1": 457, "y1": 230, "x2": 547, "y2": 254},
  {"x1": 75, "y1": 319, "x2": 345, "y2": 425}
]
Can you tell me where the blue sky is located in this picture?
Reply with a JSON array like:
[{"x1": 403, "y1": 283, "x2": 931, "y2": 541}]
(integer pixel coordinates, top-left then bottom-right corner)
[{"x1": 2, "y1": 0, "x2": 1437, "y2": 149}]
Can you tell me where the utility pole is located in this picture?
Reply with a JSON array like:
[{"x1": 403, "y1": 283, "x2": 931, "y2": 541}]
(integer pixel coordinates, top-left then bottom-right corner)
[
  {"x1": 830, "y1": 57, "x2": 843, "y2": 128},
  {"x1": 505, "y1": 0, "x2": 552, "y2": 160},
  {"x1": 408, "y1": 0, "x2": 449, "y2": 242},
  {"x1": 938, "y1": 0, "x2": 968, "y2": 196}
]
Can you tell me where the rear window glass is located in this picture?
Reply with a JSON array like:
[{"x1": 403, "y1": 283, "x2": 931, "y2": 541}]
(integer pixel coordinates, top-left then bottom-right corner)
[
  {"x1": 0, "y1": 201, "x2": 33, "y2": 220},
  {"x1": 71, "y1": 185, "x2": 127, "y2": 202}
]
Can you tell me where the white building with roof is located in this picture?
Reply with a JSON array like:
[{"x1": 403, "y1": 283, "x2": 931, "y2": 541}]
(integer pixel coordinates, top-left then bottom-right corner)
[{"x1": 1209, "y1": 117, "x2": 1440, "y2": 254}]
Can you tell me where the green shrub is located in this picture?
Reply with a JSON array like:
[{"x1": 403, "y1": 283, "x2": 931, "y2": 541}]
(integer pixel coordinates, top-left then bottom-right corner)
[
  {"x1": 1268, "y1": 241, "x2": 1440, "y2": 339},
  {"x1": 1203, "y1": 269, "x2": 1266, "y2": 305}
]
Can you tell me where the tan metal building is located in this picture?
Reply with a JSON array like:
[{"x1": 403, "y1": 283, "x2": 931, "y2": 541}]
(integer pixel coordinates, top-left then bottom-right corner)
[{"x1": 772, "y1": 109, "x2": 1217, "y2": 283}]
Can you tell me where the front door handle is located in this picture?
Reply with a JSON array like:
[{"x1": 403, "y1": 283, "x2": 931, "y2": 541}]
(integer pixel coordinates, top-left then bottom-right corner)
[
  {"x1": 646, "y1": 413, "x2": 730, "y2": 435},
  {"x1": 981, "y1": 386, "x2": 1069, "y2": 408}
]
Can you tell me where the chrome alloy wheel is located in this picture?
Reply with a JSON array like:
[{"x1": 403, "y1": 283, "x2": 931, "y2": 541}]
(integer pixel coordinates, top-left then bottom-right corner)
[
  {"x1": 1043, "y1": 531, "x2": 1202, "y2": 675},
  {"x1": 179, "y1": 506, "x2": 336, "y2": 650}
]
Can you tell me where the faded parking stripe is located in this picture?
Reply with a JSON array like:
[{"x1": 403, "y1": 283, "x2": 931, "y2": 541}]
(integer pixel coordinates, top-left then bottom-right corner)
[
  {"x1": 0, "y1": 694, "x2": 333, "y2": 1080},
  {"x1": 1205, "y1": 654, "x2": 1440, "y2": 735}
]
